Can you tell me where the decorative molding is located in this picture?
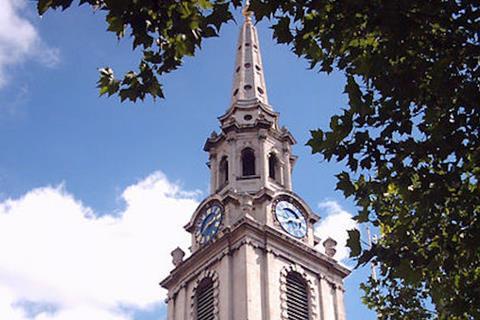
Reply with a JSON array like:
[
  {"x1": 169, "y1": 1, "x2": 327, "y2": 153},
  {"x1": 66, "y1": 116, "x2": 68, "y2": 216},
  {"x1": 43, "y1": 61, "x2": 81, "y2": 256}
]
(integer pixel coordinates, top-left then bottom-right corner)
[
  {"x1": 257, "y1": 128, "x2": 268, "y2": 140},
  {"x1": 242, "y1": 141, "x2": 253, "y2": 148},
  {"x1": 163, "y1": 217, "x2": 349, "y2": 292},
  {"x1": 189, "y1": 269, "x2": 220, "y2": 320},
  {"x1": 280, "y1": 264, "x2": 319, "y2": 320}
]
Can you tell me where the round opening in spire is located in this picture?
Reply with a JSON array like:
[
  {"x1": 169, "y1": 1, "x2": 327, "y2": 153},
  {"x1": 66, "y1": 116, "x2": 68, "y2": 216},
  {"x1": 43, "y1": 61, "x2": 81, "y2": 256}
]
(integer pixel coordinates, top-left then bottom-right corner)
[
  {"x1": 255, "y1": 65, "x2": 261, "y2": 71},
  {"x1": 253, "y1": 44, "x2": 258, "y2": 49},
  {"x1": 245, "y1": 43, "x2": 250, "y2": 47},
  {"x1": 236, "y1": 66, "x2": 240, "y2": 73},
  {"x1": 244, "y1": 85, "x2": 252, "y2": 91},
  {"x1": 233, "y1": 88, "x2": 239, "y2": 96},
  {"x1": 258, "y1": 87, "x2": 264, "y2": 94},
  {"x1": 238, "y1": 45, "x2": 241, "y2": 50},
  {"x1": 244, "y1": 63, "x2": 251, "y2": 68}
]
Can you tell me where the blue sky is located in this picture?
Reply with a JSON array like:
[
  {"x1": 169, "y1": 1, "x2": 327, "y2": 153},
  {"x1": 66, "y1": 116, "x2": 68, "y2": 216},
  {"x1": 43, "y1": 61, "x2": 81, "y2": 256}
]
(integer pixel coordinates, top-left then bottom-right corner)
[{"x1": 0, "y1": 1, "x2": 377, "y2": 319}]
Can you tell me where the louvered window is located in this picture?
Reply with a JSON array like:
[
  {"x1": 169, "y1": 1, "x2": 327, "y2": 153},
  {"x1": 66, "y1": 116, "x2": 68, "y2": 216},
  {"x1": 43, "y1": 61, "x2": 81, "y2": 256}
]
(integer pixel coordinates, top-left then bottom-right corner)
[
  {"x1": 196, "y1": 278, "x2": 214, "y2": 320},
  {"x1": 286, "y1": 272, "x2": 310, "y2": 320}
]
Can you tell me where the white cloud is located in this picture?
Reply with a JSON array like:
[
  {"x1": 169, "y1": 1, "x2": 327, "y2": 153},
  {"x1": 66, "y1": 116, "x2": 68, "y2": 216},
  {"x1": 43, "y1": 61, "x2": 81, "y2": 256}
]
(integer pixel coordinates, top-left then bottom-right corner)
[
  {"x1": 0, "y1": 171, "x2": 198, "y2": 319},
  {"x1": 0, "y1": 0, "x2": 60, "y2": 87},
  {"x1": 314, "y1": 200, "x2": 357, "y2": 261}
]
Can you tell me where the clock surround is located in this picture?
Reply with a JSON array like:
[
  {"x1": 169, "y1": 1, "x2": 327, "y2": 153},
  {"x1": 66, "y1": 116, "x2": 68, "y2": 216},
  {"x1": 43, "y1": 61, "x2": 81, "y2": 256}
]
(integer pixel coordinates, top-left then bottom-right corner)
[
  {"x1": 195, "y1": 201, "x2": 224, "y2": 245},
  {"x1": 273, "y1": 195, "x2": 308, "y2": 239}
]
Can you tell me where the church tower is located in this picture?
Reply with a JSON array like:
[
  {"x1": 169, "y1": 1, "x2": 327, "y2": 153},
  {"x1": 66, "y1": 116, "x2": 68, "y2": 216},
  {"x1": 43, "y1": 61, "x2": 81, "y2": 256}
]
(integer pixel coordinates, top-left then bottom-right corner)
[{"x1": 160, "y1": 4, "x2": 350, "y2": 320}]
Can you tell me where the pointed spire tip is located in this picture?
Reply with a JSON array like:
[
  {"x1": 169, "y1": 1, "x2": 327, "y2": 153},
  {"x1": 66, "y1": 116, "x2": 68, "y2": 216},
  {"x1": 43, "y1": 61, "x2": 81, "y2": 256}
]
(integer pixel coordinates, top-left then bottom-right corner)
[
  {"x1": 242, "y1": 0, "x2": 253, "y2": 22},
  {"x1": 229, "y1": 0, "x2": 270, "y2": 107}
]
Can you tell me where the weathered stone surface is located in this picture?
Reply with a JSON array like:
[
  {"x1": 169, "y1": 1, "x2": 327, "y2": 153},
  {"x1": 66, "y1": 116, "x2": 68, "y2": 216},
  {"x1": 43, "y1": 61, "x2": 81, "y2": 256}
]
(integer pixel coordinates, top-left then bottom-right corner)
[{"x1": 160, "y1": 4, "x2": 350, "y2": 320}]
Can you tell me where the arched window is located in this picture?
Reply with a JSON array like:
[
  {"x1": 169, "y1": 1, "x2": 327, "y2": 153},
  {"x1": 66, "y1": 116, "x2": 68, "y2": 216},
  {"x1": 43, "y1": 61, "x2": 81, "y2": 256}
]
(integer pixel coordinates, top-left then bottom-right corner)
[
  {"x1": 219, "y1": 156, "x2": 229, "y2": 187},
  {"x1": 196, "y1": 277, "x2": 214, "y2": 320},
  {"x1": 241, "y1": 148, "x2": 256, "y2": 176},
  {"x1": 286, "y1": 272, "x2": 310, "y2": 319},
  {"x1": 268, "y1": 153, "x2": 278, "y2": 180}
]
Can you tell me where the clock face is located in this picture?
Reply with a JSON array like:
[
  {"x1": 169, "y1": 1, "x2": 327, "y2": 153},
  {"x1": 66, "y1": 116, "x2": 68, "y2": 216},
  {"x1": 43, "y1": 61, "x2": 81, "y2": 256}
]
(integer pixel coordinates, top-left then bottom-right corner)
[
  {"x1": 196, "y1": 203, "x2": 224, "y2": 245},
  {"x1": 274, "y1": 199, "x2": 307, "y2": 238}
]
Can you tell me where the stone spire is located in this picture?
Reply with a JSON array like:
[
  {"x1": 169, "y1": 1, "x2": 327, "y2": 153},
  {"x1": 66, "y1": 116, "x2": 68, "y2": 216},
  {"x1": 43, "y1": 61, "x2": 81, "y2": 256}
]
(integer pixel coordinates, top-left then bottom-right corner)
[{"x1": 230, "y1": 0, "x2": 269, "y2": 107}]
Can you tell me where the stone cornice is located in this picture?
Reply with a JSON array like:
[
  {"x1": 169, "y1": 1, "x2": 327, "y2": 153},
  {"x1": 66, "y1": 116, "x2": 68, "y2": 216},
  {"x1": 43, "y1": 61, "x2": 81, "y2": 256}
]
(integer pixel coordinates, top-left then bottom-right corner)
[
  {"x1": 161, "y1": 217, "x2": 350, "y2": 291},
  {"x1": 203, "y1": 121, "x2": 295, "y2": 152},
  {"x1": 218, "y1": 102, "x2": 278, "y2": 123},
  {"x1": 279, "y1": 127, "x2": 297, "y2": 145}
]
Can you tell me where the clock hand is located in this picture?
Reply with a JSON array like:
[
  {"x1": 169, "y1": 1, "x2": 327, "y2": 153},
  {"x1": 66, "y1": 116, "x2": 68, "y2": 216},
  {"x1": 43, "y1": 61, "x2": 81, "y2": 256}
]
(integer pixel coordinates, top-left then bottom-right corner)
[
  {"x1": 204, "y1": 218, "x2": 214, "y2": 230},
  {"x1": 204, "y1": 215, "x2": 219, "y2": 230},
  {"x1": 285, "y1": 216, "x2": 303, "y2": 228},
  {"x1": 284, "y1": 208, "x2": 300, "y2": 220},
  {"x1": 285, "y1": 217, "x2": 296, "y2": 224}
]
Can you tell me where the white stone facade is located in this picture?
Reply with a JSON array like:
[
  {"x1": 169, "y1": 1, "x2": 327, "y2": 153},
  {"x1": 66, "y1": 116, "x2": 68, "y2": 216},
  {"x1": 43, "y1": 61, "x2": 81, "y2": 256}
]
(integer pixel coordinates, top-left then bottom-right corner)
[
  {"x1": 162, "y1": 218, "x2": 348, "y2": 320},
  {"x1": 160, "y1": 4, "x2": 350, "y2": 320}
]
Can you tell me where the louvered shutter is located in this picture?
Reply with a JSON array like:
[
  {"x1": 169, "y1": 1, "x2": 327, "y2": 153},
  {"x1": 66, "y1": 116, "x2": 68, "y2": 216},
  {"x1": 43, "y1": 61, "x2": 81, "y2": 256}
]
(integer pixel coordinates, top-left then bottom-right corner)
[
  {"x1": 286, "y1": 272, "x2": 310, "y2": 320},
  {"x1": 196, "y1": 278, "x2": 214, "y2": 320}
]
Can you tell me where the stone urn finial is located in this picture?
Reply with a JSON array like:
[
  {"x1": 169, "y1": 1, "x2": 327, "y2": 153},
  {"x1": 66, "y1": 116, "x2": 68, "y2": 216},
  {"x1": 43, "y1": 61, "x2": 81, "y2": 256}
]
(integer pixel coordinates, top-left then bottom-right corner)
[
  {"x1": 323, "y1": 237, "x2": 338, "y2": 258},
  {"x1": 171, "y1": 247, "x2": 185, "y2": 266}
]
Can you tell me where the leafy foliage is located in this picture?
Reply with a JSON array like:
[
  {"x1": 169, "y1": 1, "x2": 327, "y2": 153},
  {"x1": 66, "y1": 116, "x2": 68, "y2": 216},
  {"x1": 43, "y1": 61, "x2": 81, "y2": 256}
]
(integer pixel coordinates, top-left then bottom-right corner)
[
  {"x1": 37, "y1": 0, "x2": 241, "y2": 101},
  {"x1": 295, "y1": 1, "x2": 479, "y2": 319},
  {"x1": 38, "y1": 0, "x2": 480, "y2": 319}
]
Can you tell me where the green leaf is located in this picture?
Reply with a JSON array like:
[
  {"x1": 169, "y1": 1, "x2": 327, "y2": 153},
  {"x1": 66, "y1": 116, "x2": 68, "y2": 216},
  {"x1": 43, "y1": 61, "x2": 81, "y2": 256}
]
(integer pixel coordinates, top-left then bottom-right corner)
[
  {"x1": 335, "y1": 171, "x2": 355, "y2": 197},
  {"x1": 107, "y1": 15, "x2": 125, "y2": 37},
  {"x1": 272, "y1": 17, "x2": 293, "y2": 44},
  {"x1": 197, "y1": 0, "x2": 213, "y2": 9},
  {"x1": 347, "y1": 229, "x2": 361, "y2": 257},
  {"x1": 37, "y1": 0, "x2": 53, "y2": 15},
  {"x1": 306, "y1": 129, "x2": 324, "y2": 154}
]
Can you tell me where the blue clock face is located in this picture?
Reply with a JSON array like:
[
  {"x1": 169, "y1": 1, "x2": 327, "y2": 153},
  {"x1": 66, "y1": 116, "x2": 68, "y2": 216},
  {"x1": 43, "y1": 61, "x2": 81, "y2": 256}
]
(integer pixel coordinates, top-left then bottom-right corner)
[
  {"x1": 275, "y1": 200, "x2": 307, "y2": 238},
  {"x1": 196, "y1": 203, "x2": 224, "y2": 245}
]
